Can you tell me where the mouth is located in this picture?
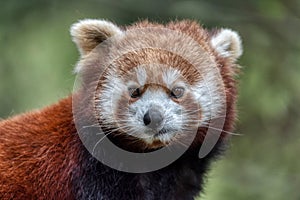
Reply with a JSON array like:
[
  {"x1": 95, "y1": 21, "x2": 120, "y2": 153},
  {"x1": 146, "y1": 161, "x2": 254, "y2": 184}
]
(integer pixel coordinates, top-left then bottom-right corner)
[
  {"x1": 154, "y1": 128, "x2": 179, "y2": 140},
  {"x1": 154, "y1": 128, "x2": 169, "y2": 137},
  {"x1": 144, "y1": 128, "x2": 179, "y2": 149}
]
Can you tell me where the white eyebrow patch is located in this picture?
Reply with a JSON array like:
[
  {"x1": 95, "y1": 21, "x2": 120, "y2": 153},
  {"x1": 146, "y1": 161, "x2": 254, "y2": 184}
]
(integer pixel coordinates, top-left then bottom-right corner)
[
  {"x1": 162, "y1": 68, "x2": 181, "y2": 88},
  {"x1": 135, "y1": 67, "x2": 147, "y2": 86}
]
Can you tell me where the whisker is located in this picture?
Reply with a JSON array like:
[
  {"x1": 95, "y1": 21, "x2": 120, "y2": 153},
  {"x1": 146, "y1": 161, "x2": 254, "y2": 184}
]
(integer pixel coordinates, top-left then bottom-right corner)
[
  {"x1": 171, "y1": 135, "x2": 189, "y2": 148},
  {"x1": 82, "y1": 124, "x2": 101, "y2": 128},
  {"x1": 200, "y1": 125, "x2": 242, "y2": 136},
  {"x1": 184, "y1": 108, "x2": 202, "y2": 112},
  {"x1": 92, "y1": 131, "x2": 114, "y2": 155}
]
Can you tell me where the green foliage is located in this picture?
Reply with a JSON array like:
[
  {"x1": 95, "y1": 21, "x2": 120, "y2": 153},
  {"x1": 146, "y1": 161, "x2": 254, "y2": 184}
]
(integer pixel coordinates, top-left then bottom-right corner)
[{"x1": 0, "y1": 0, "x2": 299, "y2": 199}]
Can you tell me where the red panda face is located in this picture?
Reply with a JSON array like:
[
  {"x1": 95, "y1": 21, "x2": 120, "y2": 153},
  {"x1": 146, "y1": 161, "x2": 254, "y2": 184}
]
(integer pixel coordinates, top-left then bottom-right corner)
[
  {"x1": 91, "y1": 47, "x2": 226, "y2": 149},
  {"x1": 71, "y1": 19, "x2": 242, "y2": 150},
  {"x1": 99, "y1": 64, "x2": 201, "y2": 148}
]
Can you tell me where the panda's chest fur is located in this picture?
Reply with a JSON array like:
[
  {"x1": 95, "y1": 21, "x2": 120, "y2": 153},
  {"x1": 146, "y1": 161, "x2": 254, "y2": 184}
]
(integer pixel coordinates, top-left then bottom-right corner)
[{"x1": 72, "y1": 143, "x2": 221, "y2": 200}]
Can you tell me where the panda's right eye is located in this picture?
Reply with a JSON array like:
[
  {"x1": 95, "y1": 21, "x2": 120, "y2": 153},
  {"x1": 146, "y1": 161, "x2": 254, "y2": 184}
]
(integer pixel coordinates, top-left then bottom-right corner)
[{"x1": 129, "y1": 88, "x2": 141, "y2": 98}]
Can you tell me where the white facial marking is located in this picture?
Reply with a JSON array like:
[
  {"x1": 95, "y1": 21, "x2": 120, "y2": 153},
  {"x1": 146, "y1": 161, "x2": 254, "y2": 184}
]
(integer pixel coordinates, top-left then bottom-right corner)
[
  {"x1": 98, "y1": 73, "x2": 125, "y2": 124},
  {"x1": 162, "y1": 68, "x2": 181, "y2": 88},
  {"x1": 135, "y1": 67, "x2": 147, "y2": 86},
  {"x1": 191, "y1": 69, "x2": 225, "y2": 123}
]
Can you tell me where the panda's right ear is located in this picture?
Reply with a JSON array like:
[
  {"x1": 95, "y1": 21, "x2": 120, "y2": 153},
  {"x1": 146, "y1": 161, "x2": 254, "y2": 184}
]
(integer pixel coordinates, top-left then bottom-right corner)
[
  {"x1": 210, "y1": 29, "x2": 243, "y2": 61},
  {"x1": 70, "y1": 19, "x2": 123, "y2": 56}
]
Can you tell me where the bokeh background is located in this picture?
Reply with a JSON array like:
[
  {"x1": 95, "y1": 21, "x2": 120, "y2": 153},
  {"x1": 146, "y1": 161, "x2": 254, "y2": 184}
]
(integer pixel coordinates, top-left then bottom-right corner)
[{"x1": 0, "y1": 0, "x2": 299, "y2": 199}]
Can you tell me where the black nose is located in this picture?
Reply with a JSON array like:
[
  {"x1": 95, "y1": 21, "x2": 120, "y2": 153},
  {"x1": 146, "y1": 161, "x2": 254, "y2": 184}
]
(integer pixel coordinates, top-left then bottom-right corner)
[
  {"x1": 143, "y1": 111, "x2": 151, "y2": 126},
  {"x1": 143, "y1": 108, "x2": 163, "y2": 129}
]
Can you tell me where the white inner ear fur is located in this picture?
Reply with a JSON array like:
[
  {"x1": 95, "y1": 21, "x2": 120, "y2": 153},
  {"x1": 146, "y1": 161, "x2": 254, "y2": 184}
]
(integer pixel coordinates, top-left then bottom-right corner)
[
  {"x1": 70, "y1": 19, "x2": 123, "y2": 56},
  {"x1": 210, "y1": 29, "x2": 243, "y2": 60}
]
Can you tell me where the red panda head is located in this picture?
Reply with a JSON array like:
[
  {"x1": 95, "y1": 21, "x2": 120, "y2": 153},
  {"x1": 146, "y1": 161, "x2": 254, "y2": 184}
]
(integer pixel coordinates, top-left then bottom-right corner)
[{"x1": 70, "y1": 19, "x2": 242, "y2": 151}]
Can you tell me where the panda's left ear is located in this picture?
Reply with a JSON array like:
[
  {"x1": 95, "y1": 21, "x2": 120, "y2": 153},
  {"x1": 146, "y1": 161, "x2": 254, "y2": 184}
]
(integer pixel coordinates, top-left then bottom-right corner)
[
  {"x1": 70, "y1": 19, "x2": 123, "y2": 56},
  {"x1": 210, "y1": 29, "x2": 243, "y2": 61}
]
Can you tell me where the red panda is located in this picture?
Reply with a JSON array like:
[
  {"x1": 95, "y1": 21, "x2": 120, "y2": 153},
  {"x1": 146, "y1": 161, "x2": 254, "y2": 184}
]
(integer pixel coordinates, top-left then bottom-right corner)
[{"x1": 0, "y1": 19, "x2": 242, "y2": 199}]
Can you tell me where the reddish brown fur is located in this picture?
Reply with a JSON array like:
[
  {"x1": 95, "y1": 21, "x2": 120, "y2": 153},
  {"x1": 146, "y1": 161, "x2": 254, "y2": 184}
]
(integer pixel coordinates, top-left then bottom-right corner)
[{"x1": 0, "y1": 97, "x2": 79, "y2": 199}]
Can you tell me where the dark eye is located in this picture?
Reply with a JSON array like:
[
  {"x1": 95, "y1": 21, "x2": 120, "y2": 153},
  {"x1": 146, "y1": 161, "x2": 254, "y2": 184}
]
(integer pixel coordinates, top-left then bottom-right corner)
[
  {"x1": 129, "y1": 88, "x2": 141, "y2": 98},
  {"x1": 170, "y1": 87, "x2": 185, "y2": 99}
]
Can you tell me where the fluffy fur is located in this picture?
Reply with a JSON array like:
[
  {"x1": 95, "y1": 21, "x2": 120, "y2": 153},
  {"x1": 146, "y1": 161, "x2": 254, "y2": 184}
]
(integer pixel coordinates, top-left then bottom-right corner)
[{"x1": 0, "y1": 19, "x2": 242, "y2": 199}]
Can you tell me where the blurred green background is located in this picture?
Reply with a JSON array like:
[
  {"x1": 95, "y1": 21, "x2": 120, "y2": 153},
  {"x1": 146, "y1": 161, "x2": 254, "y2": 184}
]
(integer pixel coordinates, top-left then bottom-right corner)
[{"x1": 0, "y1": 0, "x2": 299, "y2": 199}]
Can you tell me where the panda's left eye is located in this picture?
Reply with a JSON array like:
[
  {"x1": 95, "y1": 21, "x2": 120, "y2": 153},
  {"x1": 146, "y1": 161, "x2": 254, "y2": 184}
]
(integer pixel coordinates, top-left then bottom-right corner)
[
  {"x1": 170, "y1": 87, "x2": 185, "y2": 99},
  {"x1": 129, "y1": 88, "x2": 141, "y2": 98}
]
